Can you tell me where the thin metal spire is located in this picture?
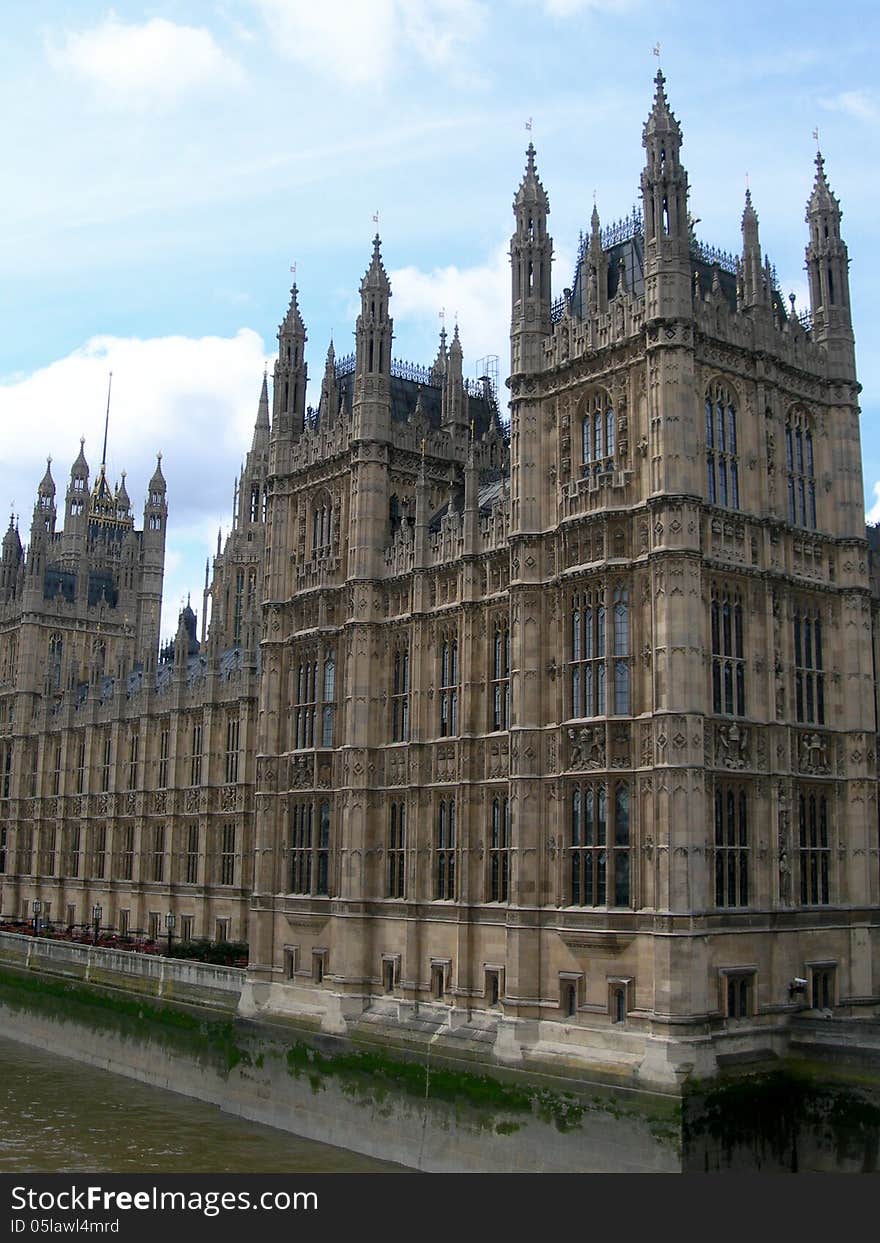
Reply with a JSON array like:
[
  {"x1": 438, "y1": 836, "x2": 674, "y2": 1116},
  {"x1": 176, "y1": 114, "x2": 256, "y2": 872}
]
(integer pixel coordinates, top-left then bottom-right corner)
[{"x1": 101, "y1": 372, "x2": 113, "y2": 470}]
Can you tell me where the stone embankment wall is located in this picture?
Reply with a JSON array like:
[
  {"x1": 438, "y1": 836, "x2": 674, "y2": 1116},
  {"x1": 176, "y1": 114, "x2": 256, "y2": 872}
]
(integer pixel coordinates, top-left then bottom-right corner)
[
  {"x1": 0, "y1": 933, "x2": 680, "y2": 1173},
  {"x1": 3, "y1": 933, "x2": 879, "y2": 1172}
]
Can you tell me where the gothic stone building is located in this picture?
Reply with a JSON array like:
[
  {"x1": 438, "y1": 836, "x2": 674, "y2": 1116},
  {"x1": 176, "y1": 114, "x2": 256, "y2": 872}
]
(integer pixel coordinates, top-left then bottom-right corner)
[
  {"x1": 0, "y1": 379, "x2": 271, "y2": 944},
  {"x1": 3, "y1": 73, "x2": 879, "y2": 1086}
]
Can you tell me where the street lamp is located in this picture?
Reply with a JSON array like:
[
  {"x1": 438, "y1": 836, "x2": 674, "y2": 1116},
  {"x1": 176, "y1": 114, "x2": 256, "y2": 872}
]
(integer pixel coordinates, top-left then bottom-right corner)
[
  {"x1": 32, "y1": 899, "x2": 42, "y2": 937},
  {"x1": 165, "y1": 911, "x2": 176, "y2": 956},
  {"x1": 92, "y1": 903, "x2": 102, "y2": 945}
]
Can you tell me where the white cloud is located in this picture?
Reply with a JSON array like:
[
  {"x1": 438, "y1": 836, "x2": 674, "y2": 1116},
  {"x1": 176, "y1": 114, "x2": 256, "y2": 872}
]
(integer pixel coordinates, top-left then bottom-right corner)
[
  {"x1": 820, "y1": 90, "x2": 879, "y2": 124},
  {"x1": 866, "y1": 480, "x2": 880, "y2": 525},
  {"x1": 390, "y1": 243, "x2": 510, "y2": 370},
  {"x1": 0, "y1": 329, "x2": 269, "y2": 638},
  {"x1": 45, "y1": 14, "x2": 244, "y2": 109},
  {"x1": 541, "y1": 0, "x2": 635, "y2": 14},
  {"x1": 255, "y1": 0, "x2": 485, "y2": 86}
]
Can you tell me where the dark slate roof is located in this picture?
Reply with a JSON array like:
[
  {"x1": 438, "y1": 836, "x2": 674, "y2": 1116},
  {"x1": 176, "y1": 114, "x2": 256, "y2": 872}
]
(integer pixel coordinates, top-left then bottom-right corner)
[
  {"x1": 428, "y1": 469, "x2": 508, "y2": 533},
  {"x1": 335, "y1": 370, "x2": 496, "y2": 438}
]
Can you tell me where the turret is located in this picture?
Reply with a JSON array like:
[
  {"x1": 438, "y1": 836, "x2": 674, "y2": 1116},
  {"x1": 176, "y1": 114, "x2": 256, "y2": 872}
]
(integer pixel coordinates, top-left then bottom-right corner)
[
  {"x1": 0, "y1": 515, "x2": 22, "y2": 598},
  {"x1": 740, "y1": 188, "x2": 769, "y2": 310},
  {"x1": 319, "y1": 342, "x2": 339, "y2": 423},
  {"x1": 510, "y1": 143, "x2": 552, "y2": 376},
  {"x1": 585, "y1": 202, "x2": 608, "y2": 314},
  {"x1": 273, "y1": 283, "x2": 307, "y2": 439},
  {"x1": 441, "y1": 323, "x2": 468, "y2": 437},
  {"x1": 353, "y1": 235, "x2": 393, "y2": 441},
  {"x1": 640, "y1": 70, "x2": 691, "y2": 319},
  {"x1": 238, "y1": 373, "x2": 270, "y2": 529},
  {"x1": 32, "y1": 457, "x2": 56, "y2": 538},
  {"x1": 805, "y1": 151, "x2": 855, "y2": 377},
  {"x1": 138, "y1": 454, "x2": 167, "y2": 666},
  {"x1": 65, "y1": 439, "x2": 89, "y2": 530}
]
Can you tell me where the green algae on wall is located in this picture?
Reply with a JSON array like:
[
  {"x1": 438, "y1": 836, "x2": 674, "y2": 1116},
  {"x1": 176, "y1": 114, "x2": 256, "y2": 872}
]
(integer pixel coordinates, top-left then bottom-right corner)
[{"x1": 683, "y1": 1068, "x2": 880, "y2": 1172}]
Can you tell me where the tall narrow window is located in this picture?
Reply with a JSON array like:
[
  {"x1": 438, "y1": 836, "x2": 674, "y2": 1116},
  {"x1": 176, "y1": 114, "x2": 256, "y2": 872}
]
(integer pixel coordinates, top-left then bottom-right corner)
[
  {"x1": 388, "y1": 802, "x2": 406, "y2": 898},
  {"x1": 786, "y1": 410, "x2": 817, "y2": 530},
  {"x1": 491, "y1": 624, "x2": 511, "y2": 730},
  {"x1": 392, "y1": 647, "x2": 410, "y2": 741},
  {"x1": 321, "y1": 655, "x2": 335, "y2": 747},
  {"x1": 794, "y1": 607, "x2": 825, "y2": 724},
  {"x1": 151, "y1": 824, "x2": 165, "y2": 883},
  {"x1": 290, "y1": 802, "x2": 313, "y2": 894},
  {"x1": 570, "y1": 781, "x2": 630, "y2": 907},
  {"x1": 439, "y1": 637, "x2": 459, "y2": 736},
  {"x1": 317, "y1": 802, "x2": 330, "y2": 895},
  {"x1": 127, "y1": 730, "x2": 139, "y2": 791},
  {"x1": 714, "y1": 786, "x2": 749, "y2": 907},
  {"x1": 711, "y1": 586, "x2": 745, "y2": 716},
  {"x1": 52, "y1": 739, "x2": 61, "y2": 797},
  {"x1": 0, "y1": 742, "x2": 12, "y2": 799},
  {"x1": 799, "y1": 790, "x2": 829, "y2": 905},
  {"x1": 435, "y1": 800, "x2": 456, "y2": 899},
  {"x1": 119, "y1": 825, "x2": 134, "y2": 881},
  {"x1": 68, "y1": 825, "x2": 81, "y2": 879},
  {"x1": 101, "y1": 734, "x2": 112, "y2": 793},
  {"x1": 612, "y1": 587, "x2": 630, "y2": 714},
  {"x1": 580, "y1": 391, "x2": 615, "y2": 476},
  {"x1": 220, "y1": 823, "x2": 236, "y2": 886},
  {"x1": 570, "y1": 589, "x2": 607, "y2": 717},
  {"x1": 190, "y1": 722, "x2": 202, "y2": 786},
  {"x1": 295, "y1": 657, "x2": 317, "y2": 748},
  {"x1": 93, "y1": 825, "x2": 107, "y2": 880},
  {"x1": 0, "y1": 827, "x2": 6, "y2": 873},
  {"x1": 490, "y1": 796, "x2": 511, "y2": 902},
  {"x1": 185, "y1": 824, "x2": 199, "y2": 884},
  {"x1": 225, "y1": 716, "x2": 240, "y2": 783},
  {"x1": 75, "y1": 735, "x2": 86, "y2": 795},
  {"x1": 158, "y1": 725, "x2": 169, "y2": 789},
  {"x1": 706, "y1": 382, "x2": 739, "y2": 510},
  {"x1": 312, "y1": 494, "x2": 333, "y2": 557}
]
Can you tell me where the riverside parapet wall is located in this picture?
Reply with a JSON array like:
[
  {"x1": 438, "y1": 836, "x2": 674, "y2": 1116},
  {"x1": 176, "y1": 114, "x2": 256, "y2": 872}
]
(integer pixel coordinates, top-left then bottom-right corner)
[{"x1": 1, "y1": 933, "x2": 879, "y2": 1172}]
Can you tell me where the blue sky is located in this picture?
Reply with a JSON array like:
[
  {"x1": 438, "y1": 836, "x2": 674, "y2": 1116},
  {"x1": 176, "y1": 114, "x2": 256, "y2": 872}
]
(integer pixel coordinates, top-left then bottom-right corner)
[{"x1": 1, "y1": 0, "x2": 878, "y2": 640}]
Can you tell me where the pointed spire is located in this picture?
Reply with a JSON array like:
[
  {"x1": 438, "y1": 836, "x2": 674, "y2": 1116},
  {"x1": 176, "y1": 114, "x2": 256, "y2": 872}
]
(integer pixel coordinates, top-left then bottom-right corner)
[
  {"x1": 808, "y1": 149, "x2": 838, "y2": 216},
  {"x1": 515, "y1": 141, "x2": 549, "y2": 209},
  {"x1": 251, "y1": 370, "x2": 270, "y2": 452},
  {"x1": 38, "y1": 457, "x2": 55, "y2": 499},
  {"x1": 644, "y1": 67, "x2": 678, "y2": 139},
  {"x1": 148, "y1": 452, "x2": 165, "y2": 492},
  {"x1": 71, "y1": 437, "x2": 88, "y2": 478},
  {"x1": 361, "y1": 234, "x2": 391, "y2": 294},
  {"x1": 115, "y1": 470, "x2": 130, "y2": 511}
]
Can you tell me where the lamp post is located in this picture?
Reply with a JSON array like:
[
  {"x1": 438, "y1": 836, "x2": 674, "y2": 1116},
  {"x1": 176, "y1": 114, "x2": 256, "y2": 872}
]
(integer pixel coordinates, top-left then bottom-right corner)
[
  {"x1": 32, "y1": 899, "x2": 42, "y2": 937},
  {"x1": 165, "y1": 911, "x2": 176, "y2": 956},
  {"x1": 92, "y1": 902, "x2": 102, "y2": 946}
]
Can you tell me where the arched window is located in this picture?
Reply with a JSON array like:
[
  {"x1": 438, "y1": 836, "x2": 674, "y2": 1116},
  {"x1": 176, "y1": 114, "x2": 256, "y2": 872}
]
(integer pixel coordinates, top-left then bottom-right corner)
[
  {"x1": 710, "y1": 585, "x2": 745, "y2": 716},
  {"x1": 706, "y1": 381, "x2": 739, "y2": 509},
  {"x1": 490, "y1": 796, "x2": 511, "y2": 902},
  {"x1": 491, "y1": 622, "x2": 510, "y2": 730},
  {"x1": 388, "y1": 802, "x2": 406, "y2": 898},
  {"x1": 439, "y1": 635, "x2": 459, "y2": 736},
  {"x1": 311, "y1": 492, "x2": 334, "y2": 557},
  {"x1": 793, "y1": 606, "x2": 824, "y2": 725},
  {"x1": 714, "y1": 785, "x2": 748, "y2": 907},
  {"x1": 570, "y1": 585, "x2": 631, "y2": 718},
  {"x1": 785, "y1": 409, "x2": 817, "y2": 530},
  {"x1": 798, "y1": 789, "x2": 829, "y2": 905},
  {"x1": 580, "y1": 390, "x2": 615, "y2": 476},
  {"x1": 436, "y1": 800, "x2": 455, "y2": 899},
  {"x1": 321, "y1": 655, "x2": 335, "y2": 747},
  {"x1": 392, "y1": 646, "x2": 409, "y2": 741},
  {"x1": 570, "y1": 780, "x2": 633, "y2": 907}
]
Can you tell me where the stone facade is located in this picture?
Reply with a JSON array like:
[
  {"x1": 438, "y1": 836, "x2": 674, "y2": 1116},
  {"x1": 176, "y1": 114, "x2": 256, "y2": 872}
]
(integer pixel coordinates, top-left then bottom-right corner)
[{"x1": 2, "y1": 74, "x2": 878, "y2": 1088}]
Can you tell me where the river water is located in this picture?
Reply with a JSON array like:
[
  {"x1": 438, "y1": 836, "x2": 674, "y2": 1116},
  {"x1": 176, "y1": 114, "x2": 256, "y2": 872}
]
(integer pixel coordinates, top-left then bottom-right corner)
[{"x1": 0, "y1": 1034, "x2": 404, "y2": 1173}]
